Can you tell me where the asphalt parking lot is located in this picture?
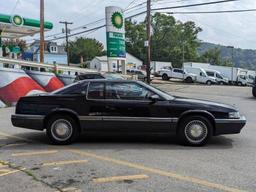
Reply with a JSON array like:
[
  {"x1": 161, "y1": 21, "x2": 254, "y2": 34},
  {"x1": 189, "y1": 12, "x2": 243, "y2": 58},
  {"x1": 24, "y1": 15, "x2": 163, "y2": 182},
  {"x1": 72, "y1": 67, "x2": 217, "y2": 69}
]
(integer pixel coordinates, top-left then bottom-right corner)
[{"x1": 0, "y1": 83, "x2": 255, "y2": 192}]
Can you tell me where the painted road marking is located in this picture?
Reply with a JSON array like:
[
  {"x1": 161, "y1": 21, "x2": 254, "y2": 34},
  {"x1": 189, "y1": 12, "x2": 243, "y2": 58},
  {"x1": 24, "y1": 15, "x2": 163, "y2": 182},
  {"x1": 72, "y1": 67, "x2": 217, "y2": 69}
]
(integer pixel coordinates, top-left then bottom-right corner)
[
  {"x1": 12, "y1": 150, "x2": 58, "y2": 157},
  {"x1": 0, "y1": 165, "x2": 7, "y2": 168},
  {"x1": 2, "y1": 143, "x2": 28, "y2": 148},
  {"x1": 0, "y1": 168, "x2": 26, "y2": 177},
  {"x1": 55, "y1": 187, "x2": 82, "y2": 192},
  {"x1": 93, "y1": 174, "x2": 149, "y2": 183},
  {"x1": 0, "y1": 131, "x2": 33, "y2": 142},
  {"x1": 42, "y1": 160, "x2": 88, "y2": 167},
  {"x1": 69, "y1": 150, "x2": 246, "y2": 192},
  {"x1": 0, "y1": 131, "x2": 246, "y2": 192},
  {"x1": 0, "y1": 169, "x2": 11, "y2": 174}
]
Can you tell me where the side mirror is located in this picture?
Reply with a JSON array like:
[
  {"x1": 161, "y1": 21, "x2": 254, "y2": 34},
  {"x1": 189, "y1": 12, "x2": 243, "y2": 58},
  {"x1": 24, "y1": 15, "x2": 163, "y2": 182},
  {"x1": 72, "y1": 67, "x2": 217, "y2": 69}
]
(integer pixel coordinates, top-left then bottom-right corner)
[
  {"x1": 149, "y1": 94, "x2": 160, "y2": 102},
  {"x1": 200, "y1": 72, "x2": 203, "y2": 76}
]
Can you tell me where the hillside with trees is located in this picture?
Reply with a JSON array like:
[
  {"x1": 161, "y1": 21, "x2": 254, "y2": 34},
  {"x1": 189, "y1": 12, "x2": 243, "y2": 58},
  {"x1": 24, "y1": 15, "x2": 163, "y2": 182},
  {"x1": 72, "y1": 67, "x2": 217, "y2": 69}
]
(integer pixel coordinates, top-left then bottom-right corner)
[{"x1": 198, "y1": 42, "x2": 256, "y2": 70}]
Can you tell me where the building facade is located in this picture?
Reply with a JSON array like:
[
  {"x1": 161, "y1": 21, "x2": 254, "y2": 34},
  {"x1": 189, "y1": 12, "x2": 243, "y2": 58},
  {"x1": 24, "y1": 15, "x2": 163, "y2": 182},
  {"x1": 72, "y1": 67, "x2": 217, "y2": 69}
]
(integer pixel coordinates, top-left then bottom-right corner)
[
  {"x1": 24, "y1": 40, "x2": 67, "y2": 65},
  {"x1": 90, "y1": 53, "x2": 143, "y2": 72}
]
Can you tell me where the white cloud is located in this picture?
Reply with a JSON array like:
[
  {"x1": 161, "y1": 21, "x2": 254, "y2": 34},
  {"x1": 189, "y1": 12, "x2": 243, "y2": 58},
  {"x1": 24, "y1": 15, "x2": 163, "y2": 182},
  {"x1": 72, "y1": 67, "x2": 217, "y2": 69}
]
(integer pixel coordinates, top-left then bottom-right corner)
[{"x1": 1, "y1": 0, "x2": 256, "y2": 49}]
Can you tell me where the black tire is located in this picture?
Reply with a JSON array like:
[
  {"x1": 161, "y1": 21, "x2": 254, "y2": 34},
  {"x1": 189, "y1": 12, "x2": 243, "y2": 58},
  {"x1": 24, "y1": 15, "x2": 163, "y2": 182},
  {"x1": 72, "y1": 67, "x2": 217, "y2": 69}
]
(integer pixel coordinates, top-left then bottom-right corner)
[
  {"x1": 253, "y1": 88, "x2": 256, "y2": 97},
  {"x1": 237, "y1": 82, "x2": 242, "y2": 86},
  {"x1": 46, "y1": 115, "x2": 79, "y2": 145},
  {"x1": 206, "y1": 81, "x2": 212, "y2": 86},
  {"x1": 162, "y1": 74, "x2": 170, "y2": 81},
  {"x1": 185, "y1": 77, "x2": 193, "y2": 83},
  {"x1": 219, "y1": 81, "x2": 224, "y2": 85},
  {"x1": 178, "y1": 116, "x2": 213, "y2": 146}
]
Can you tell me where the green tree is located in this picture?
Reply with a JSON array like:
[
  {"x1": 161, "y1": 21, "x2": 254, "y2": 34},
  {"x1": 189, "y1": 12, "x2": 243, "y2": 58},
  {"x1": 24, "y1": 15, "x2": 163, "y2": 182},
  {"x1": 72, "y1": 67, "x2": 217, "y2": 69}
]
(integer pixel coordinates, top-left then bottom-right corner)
[
  {"x1": 199, "y1": 47, "x2": 222, "y2": 65},
  {"x1": 125, "y1": 13, "x2": 202, "y2": 67},
  {"x1": 69, "y1": 37, "x2": 105, "y2": 64}
]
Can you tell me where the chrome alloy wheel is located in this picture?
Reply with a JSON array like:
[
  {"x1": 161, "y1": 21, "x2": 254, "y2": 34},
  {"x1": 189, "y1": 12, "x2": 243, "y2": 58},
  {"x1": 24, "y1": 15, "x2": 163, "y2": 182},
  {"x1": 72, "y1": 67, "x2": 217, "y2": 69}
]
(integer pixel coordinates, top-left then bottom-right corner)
[
  {"x1": 184, "y1": 120, "x2": 208, "y2": 144},
  {"x1": 51, "y1": 119, "x2": 73, "y2": 142}
]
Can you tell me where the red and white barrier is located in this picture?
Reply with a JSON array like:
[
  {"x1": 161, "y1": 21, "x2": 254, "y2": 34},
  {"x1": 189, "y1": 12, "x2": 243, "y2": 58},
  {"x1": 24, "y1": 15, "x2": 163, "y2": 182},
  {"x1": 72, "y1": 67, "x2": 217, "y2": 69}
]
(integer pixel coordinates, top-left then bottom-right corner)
[
  {"x1": 0, "y1": 68, "x2": 45, "y2": 104},
  {"x1": 57, "y1": 74, "x2": 76, "y2": 85},
  {"x1": 26, "y1": 71, "x2": 64, "y2": 92}
]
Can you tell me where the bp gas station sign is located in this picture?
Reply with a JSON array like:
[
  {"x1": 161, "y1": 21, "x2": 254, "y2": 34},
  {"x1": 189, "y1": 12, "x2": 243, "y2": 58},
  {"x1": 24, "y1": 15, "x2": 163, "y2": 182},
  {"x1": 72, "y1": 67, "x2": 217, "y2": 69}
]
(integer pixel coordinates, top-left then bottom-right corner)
[{"x1": 106, "y1": 7, "x2": 126, "y2": 59}]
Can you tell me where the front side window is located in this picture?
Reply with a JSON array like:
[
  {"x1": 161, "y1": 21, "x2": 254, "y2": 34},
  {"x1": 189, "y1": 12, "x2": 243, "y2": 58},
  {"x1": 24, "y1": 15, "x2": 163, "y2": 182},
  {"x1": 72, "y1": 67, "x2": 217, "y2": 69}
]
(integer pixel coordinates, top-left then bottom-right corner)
[
  {"x1": 206, "y1": 72, "x2": 214, "y2": 77},
  {"x1": 87, "y1": 82, "x2": 104, "y2": 99},
  {"x1": 216, "y1": 73, "x2": 223, "y2": 79},
  {"x1": 106, "y1": 82, "x2": 155, "y2": 100}
]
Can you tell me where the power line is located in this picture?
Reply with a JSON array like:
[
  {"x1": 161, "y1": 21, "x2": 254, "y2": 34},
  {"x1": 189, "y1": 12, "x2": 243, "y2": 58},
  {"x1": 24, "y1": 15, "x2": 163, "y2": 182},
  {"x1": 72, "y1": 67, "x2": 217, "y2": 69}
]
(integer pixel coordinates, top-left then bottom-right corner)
[
  {"x1": 31, "y1": 0, "x2": 240, "y2": 42},
  {"x1": 162, "y1": 9, "x2": 256, "y2": 14},
  {"x1": 126, "y1": 0, "x2": 238, "y2": 19}
]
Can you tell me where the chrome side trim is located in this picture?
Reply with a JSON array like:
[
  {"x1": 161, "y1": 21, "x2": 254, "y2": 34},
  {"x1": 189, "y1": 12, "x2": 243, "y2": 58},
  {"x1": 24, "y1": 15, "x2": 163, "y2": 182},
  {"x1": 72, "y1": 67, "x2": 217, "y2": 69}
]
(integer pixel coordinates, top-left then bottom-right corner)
[
  {"x1": 79, "y1": 116, "x2": 102, "y2": 121},
  {"x1": 12, "y1": 114, "x2": 45, "y2": 120},
  {"x1": 79, "y1": 116, "x2": 178, "y2": 123},
  {"x1": 215, "y1": 116, "x2": 246, "y2": 124}
]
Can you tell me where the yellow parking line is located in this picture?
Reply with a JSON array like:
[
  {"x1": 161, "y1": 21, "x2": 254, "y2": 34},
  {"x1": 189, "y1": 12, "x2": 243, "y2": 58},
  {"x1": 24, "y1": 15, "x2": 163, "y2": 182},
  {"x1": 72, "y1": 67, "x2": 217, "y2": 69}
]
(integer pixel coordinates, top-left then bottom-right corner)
[
  {"x1": 12, "y1": 150, "x2": 58, "y2": 157},
  {"x1": 43, "y1": 160, "x2": 88, "y2": 167},
  {"x1": 3, "y1": 143, "x2": 27, "y2": 148},
  {"x1": 0, "y1": 131, "x2": 33, "y2": 142},
  {"x1": 93, "y1": 174, "x2": 149, "y2": 183},
  {"x1": 0, "y1": 168, "x2": 25, "y2": 177},
  {"x1": 0, "y1": 169, "x2": 11, "y2": 173},
  {"x1": 69, "y1": 150, "x2": 246, "y2": 192}
]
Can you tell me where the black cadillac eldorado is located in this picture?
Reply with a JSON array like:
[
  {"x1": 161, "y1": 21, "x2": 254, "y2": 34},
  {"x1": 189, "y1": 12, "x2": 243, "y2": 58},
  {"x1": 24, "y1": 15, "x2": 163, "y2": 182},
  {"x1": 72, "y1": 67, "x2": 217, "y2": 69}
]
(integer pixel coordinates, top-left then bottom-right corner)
[{"x1": 11, "y1": 80, "x2": 246, "y2": 146}]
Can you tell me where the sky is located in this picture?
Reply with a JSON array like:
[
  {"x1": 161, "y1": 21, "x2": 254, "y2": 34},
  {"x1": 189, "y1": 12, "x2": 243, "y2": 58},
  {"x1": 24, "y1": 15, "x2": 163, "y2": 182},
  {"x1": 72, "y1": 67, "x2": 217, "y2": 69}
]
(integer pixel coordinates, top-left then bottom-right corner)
[{"x1": 1, "y1": 0, "x2": 256, "y2": 49}]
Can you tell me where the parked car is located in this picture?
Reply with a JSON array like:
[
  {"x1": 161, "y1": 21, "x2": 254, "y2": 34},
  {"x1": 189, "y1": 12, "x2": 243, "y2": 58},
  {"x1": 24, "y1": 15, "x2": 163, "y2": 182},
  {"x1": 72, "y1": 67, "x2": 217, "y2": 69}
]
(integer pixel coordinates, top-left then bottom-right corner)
[
  {"x1": 12, "y1": 79, "x2": 246, "y2": 146},
  {"x1": 74, "y1": 72, "x2": 124, "y2": 82},
  {"x1": 206, "y1": 70, "x2": 229, "y2": 85},
  {"x1": 185, "y1": 67, "x2": 217, "y2": 85},
  {"x1": 126, "y1": 69, "x2": 154, "y2": 81},
  {"x1": 252, "y1": 77, "x2": 256, "y2": 97},
  {"x1": 159, "y1": 68, "x2": 197, "y2": 83}
]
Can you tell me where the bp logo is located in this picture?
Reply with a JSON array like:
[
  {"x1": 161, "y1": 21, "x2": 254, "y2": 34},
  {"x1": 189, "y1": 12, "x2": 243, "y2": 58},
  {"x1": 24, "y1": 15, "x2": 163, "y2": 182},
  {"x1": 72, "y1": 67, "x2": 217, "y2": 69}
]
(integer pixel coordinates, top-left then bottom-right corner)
[
  {"x1": 111, "y1": 12, "x2": 123, "y2": 29},
  {"x1": 11, "y1": 15, "x2": 24, "y2": 26}
]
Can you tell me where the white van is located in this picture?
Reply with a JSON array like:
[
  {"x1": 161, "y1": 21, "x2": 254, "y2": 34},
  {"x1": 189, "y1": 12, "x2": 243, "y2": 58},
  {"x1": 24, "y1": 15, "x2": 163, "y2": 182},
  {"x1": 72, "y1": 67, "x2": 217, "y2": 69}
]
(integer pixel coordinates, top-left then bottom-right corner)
[
  {"x1": 206, "y1": 69, "x2": 229, "y2": 85},
  {"x1": 185, "y1": 67, "x2": 217, "y2": 85}
]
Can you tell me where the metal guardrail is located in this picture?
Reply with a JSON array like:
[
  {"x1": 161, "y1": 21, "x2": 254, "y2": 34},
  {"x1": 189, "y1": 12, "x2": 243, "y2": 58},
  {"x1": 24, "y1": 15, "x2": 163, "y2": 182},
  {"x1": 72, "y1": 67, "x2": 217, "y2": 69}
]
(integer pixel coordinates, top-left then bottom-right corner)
[{"x1": 0, "y1": 57, "x2": 96, "y2": 73}]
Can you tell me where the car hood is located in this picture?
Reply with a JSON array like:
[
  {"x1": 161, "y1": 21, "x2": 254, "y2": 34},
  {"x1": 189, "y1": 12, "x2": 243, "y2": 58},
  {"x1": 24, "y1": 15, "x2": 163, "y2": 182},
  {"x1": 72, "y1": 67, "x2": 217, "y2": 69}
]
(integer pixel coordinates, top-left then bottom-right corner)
[{"x1": 172, "y1": 96, "x2": 237, "y2": 112}]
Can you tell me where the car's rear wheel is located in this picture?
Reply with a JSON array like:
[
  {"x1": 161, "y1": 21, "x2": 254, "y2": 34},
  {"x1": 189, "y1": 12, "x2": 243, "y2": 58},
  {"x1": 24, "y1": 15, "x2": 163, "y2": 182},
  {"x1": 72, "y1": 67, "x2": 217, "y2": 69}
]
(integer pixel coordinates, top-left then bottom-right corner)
[
  {"x1": 206, "y1": 81, "x2": 212, "y2": 85},
  {"x1": 46, "y1": 115, "x2": 79, "y2": 145},
  {"x1": 178, "y1": 116, "x2": 213, "y2": 146},
  {"x1": 252, "y1": 88, "x2": 256, "y2": 97},
  {"x1": 162, "y1": 74, "x2": 170, "y2": 81},
  {"x1": 185, "y1": 77, "x2": 193, "y2": 83}
]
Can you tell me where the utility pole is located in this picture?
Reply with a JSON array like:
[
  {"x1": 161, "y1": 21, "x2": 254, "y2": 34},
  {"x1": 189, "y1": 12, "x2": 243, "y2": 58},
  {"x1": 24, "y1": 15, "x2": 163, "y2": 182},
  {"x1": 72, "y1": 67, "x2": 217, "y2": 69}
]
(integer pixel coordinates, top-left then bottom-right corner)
[
  {"x1": 146, "y1": 0, "x2": 151, "y2": 84},
  {"x1": 227, "y1": 46, "x2": 234, "y2": 84},
  {"x1": 60, "y1": 21, "x2": 73, "y2": 66},
  {"x1": 40, "y1": 0, "x2": 44, "y2": 63}
]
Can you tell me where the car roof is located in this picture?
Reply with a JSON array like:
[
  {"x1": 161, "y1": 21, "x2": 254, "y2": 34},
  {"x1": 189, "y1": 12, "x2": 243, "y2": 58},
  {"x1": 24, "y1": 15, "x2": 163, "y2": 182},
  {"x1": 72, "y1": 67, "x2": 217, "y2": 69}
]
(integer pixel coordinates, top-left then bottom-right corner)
[{"x1": 79, "y1": 79, "x2": 137, "y2": 83}]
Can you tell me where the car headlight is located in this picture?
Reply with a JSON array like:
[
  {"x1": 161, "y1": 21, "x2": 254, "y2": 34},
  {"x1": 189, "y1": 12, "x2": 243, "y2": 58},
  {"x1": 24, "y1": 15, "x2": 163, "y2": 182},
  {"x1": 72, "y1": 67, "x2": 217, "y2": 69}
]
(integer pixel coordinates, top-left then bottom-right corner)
[{"x1": 229, "y1": 112, "x2": 240, "y2": 119}]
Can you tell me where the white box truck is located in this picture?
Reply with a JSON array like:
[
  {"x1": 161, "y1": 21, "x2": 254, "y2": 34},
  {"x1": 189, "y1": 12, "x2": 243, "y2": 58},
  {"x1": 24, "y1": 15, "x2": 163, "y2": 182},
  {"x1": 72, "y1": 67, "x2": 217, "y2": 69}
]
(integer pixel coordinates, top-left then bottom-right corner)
[{"x1": 184, "y1": 62, "x2": 248, "y2": 86}]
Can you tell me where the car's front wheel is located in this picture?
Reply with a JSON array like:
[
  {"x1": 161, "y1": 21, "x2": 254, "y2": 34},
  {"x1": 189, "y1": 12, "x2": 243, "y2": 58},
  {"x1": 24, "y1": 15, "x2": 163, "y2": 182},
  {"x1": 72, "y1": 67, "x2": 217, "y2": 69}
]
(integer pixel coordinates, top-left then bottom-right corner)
[
  {"x1": 178, "y1": 116, "x2": 212, "y2": 146},
  {"x1": 162, "y1": 74, "x2": 170, "y2": 81},
  {"x1": 46, "y1": 115, "x2": 79, "y2": 145}
]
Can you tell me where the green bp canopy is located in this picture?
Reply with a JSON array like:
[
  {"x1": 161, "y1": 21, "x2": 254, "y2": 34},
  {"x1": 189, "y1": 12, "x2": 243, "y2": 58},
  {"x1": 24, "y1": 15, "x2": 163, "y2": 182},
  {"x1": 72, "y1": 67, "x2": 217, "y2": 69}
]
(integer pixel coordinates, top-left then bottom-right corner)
[{"x1": 0, "y1": 13, "x2": 53, "y2": 39}]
